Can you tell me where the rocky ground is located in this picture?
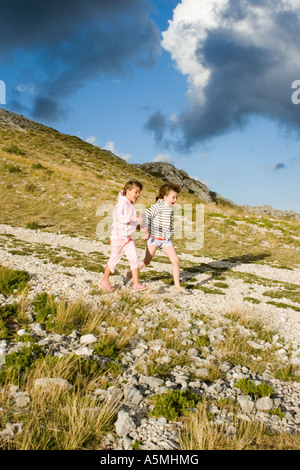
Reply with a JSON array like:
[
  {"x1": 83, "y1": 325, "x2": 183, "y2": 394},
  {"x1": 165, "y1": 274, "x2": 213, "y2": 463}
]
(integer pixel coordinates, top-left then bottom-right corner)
[{"x1": 0, "y1": 223, "x2": 299, "y2": 450}]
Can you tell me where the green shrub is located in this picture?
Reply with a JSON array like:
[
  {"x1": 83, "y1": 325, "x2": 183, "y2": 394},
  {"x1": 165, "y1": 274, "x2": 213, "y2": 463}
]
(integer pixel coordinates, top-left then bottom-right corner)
[
  {"x1": 31, "y1": 163, "x2": 46, "y2": 170},
  {"x1": 235, "y1": 379, "x2": 273, "y2": 398},
  {"x1": 25, "y1": 222, "x2": 41, "y2": 230},
  {"x1": 268, "y1": 408, "x2": 285, "y2": 420},
  {"x1": 0, "y1": 265, "x2": 30, "y2": 296},
  {"x1": 0, "y1": 303, "x2": 18, "y2": 339},
  {"x1": 0, "y1": 343, "x2": 45, "y2": 385},
  {"x1": 93, "y1": 338, "x2": 121, "y2": 360},
  {"x1": 195, "y1": 334, "x2": 210, "y2": 349},
  {"x1": 149, "y1": 389, "x2": 202, "y2": 421},
  {"x1": 25, "y1": 183, "x2": 36, "y2": 193},
  {"x1": 32, "y1": 292, "x2": 57, "y2": 323},
  {"x1": 3, "y1": 145, "x2": 26, "y2": 155},
  {"x1": 2, "y1": 163, "x2": 22, "y2": 173}
]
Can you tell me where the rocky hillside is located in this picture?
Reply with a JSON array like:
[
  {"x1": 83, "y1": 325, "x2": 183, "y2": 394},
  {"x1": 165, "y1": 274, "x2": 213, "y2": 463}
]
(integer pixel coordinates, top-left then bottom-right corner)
[
  {"x1": 0, "y1": 223, "x2": 300, "y2": 450},
  {"x1": 135, "y1": 162, "x2": 300, "y2": 221},
  {"x1": 134, "y1": 161, "x2": 234, "y2": 206},
  {"x1": 0, "y1": 108, "x2": 300, "y2": 450}
]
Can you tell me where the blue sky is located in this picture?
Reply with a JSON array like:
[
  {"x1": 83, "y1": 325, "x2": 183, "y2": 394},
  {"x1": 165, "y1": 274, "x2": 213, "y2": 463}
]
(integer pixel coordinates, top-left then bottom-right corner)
[{"x1": 1, "y1": 0, "x2": 300, "y2": 213}]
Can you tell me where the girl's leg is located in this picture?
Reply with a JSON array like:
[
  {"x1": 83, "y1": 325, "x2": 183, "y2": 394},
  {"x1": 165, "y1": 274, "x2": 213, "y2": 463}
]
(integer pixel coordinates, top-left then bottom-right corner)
[
  {"x1": 124, "y1": 240, "x2": 143, "y2": 289},
  {"x1": 101, "y1": 244, "x2": 123, "y2": 291},
  {"x1": 102, "y1": 264, "x2": 111, "y2": 283},
  {"x1": 131, "y1": 268, "x2": 139, "y2": 287},
  {"x1": 100, "y1": 265, "x2": 115, "y2": 291},
  {"x1": 162, "y1": 245, "x2": 181, "y2": 291},
  {"x1": 125, "y1": 245, "x2": 157, "y2": 282}
]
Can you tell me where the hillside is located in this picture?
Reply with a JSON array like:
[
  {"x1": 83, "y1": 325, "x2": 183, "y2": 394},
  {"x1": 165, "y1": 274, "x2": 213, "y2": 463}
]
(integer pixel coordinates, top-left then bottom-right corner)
[
  {"x1": 1, "y1": 107, "x2": 300, "y2": 266},
  {"x1": 134, "y1": 161, "x2": 235, "y2": 206},
  {"x1": 0, "y1": 108, "x2": 300, "y2": 450}
]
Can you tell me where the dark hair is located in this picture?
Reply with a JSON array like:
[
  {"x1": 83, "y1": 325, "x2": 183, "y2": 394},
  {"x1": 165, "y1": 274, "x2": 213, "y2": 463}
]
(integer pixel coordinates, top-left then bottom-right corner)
[
  {"x1": 123, "y1": 180, "x2": 143, "y2": 195},
  {"x1": 156, "y1": 182, "x2": 181, "y2": 201}
]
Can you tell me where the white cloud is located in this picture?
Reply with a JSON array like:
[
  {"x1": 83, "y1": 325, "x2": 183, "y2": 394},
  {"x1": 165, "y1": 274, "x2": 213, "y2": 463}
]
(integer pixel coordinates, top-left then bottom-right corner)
[
  {"x1": 162, "y1": 0, "x2": 300, "y2": 95},
  {"x1": 104, "y1": 140, "x2": 131, "y2": 161},
  {"x1": 152, "y1": 153, "x2": 173, "y2": 163},
  {"x1": 170, "y1": 112, "x2": 178, "y2": 124},
  {"x1": 16, "y1": 84, "x2": 34, "y2": 94},
  {"x1": 86, "y1": 136, "x2": 97, "y2": 144},
  {"x1": 158, "y1": 0, "x2": 300, "y2": 147}
]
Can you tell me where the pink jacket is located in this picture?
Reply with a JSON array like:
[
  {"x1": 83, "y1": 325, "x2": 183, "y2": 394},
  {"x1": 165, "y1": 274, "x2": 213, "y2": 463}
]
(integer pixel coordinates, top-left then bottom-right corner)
[{"x1": 110, "y1": 191, "x2": 138, "y2": 243}]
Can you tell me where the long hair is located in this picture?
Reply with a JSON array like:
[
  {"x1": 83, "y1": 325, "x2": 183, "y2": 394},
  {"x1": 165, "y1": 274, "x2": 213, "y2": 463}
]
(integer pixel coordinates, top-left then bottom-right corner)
[{"x1": 156, "y1": 182, "x2": 181, "y2": 201}]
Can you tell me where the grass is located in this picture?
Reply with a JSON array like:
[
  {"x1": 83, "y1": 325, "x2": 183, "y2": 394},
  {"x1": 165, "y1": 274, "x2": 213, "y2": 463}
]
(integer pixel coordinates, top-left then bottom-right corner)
[
  {"x1": 179, "y1": 401, "x2": 300, "y2": 450},
  {"x1": 1, "y1": 110, "x2": 299, "y2": 267},
  {"x1": 0, "y1": 111, "x2": 300, "y2": 449},
  {"x1": 0, "y1": 355, "x2": 121, "y2": 450},
  {"x1": 0, "y1": 265, "x2": 30, "y2": 296}
]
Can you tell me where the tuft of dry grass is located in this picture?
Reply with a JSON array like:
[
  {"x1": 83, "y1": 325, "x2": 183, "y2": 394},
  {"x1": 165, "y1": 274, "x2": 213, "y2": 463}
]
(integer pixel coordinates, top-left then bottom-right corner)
[
  {"x1": 0, "y1": 354, "x2": 121, "y2": 450},
  {"x1": 179, "y1": 401, "x2": 300, "y2": 450}
]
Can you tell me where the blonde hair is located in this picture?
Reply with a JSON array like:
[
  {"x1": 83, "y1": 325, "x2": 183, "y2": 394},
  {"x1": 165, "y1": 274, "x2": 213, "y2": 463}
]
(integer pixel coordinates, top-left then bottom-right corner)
[{"x1": 156, "y1": 182, "x2": 181, "y2": 201}]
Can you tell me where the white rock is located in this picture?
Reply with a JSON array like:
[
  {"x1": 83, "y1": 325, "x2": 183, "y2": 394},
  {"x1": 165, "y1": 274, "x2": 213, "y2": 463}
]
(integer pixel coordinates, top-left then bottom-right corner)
[
  {"x1": 124, "y1": 385, "x2": 143, "y2": 405},
  {"x1": 237, "y1": 395, "x2": 254, "y2": 414},
  {"x1": 75, "y1": 346, "x2": 94, "y2": 357},
  {"x1": 255, "y1": 397, "x2": 274, "y2": 411},
  {"x1": 139, "y1": 375, "x2": 163, "y2": 389},
  {"x1": 247, "y1": 340, "x2": 264, "y2": 350},
  {"x1": 80, "y1": 334, "x2": 98, "y2": 345},
  {"x1": 34, "y1": 377, "x2": 72, "y2": 391},
  {"x1": 115, "y1": 410, "x2": 136, "y2": 437},
  {"x1": 16, "y1": 329, "x2": 29, "y2": 336},
  {"x1": 30, "y1": 323, "x2": 46, "y2": 336}
]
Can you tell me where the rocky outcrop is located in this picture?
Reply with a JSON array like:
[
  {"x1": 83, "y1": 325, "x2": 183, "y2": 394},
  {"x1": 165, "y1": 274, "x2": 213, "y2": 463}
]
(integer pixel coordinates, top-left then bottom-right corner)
[
  {"x1": 241, "y1": 204, "x2": 300, "y2": 221},
  {"x1": 134, "y1": 162, "x2": 235, "y2": 206}
]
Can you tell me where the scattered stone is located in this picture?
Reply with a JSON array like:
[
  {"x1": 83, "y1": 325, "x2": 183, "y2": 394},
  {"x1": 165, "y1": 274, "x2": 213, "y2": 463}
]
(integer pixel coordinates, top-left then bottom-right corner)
[
  {"x1": 237, "y1": 395, "x2": 255, "y2": 414},
  {"x1": 34, "y1": 377, "x2": 73, "y2": 391},
  {"x1": 115, "y1": 410, "x2": 136, "y2": 437},
  {"x1": 0, "y1": 220, "x2": 300, "y2": 450},
  {"x1": 255, "y1": 397, "x2": 274, "y2": 412},
  {"x1": 80, "y1": 334, "x2": 98, "y2": 345}
]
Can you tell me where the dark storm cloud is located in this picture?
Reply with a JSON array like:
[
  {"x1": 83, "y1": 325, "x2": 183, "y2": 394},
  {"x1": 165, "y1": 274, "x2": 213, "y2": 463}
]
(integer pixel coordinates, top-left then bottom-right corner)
[
  {"x1": 274, "y1": 158, "x2": 300, "y2": 170},
  {"x1": 144, "y1": 110, "x2": 168, "y2": 144},
  {"x1": 1, "y1": 0, "x2": 160, "y2": 121},
  {"x1": 274, "y1": 163, "x2": 286, "y2": 170},
  {"x1": 151, "y1": 0, "x2": 300, "y2": 151}
]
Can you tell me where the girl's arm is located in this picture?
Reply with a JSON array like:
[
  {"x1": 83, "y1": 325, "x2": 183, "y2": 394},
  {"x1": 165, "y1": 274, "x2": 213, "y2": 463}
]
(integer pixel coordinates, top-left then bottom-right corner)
[
  {"x1": 115, "y1": 204, "x2": 137, "y2": 225},
  {"x1": 142, "y1": 203, "x2": 161, "y2": 233}
]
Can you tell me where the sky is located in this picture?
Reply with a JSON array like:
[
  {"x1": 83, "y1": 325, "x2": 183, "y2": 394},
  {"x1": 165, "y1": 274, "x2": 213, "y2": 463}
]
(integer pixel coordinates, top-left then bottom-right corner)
[{"x1": 1, "y1": 0, "x2": 300, "y2": 213}]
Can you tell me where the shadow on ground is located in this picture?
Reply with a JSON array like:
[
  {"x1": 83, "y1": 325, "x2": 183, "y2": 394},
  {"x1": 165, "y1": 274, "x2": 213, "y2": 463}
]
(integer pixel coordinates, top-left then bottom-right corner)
[{"x1": 181, "y1": 253, "x2": 271, "y2": 286}]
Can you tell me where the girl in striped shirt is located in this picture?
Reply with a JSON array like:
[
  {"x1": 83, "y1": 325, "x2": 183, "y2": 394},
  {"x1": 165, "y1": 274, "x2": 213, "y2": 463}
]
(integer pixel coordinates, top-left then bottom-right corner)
[{"x1": 122, "y1": 182, "x2": 192, "y2": 295}]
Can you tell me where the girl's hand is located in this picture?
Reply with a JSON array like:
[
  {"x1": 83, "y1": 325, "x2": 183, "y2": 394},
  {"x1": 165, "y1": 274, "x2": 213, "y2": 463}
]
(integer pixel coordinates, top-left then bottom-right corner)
[{"x1": 141, "y1": 227, "x2": 150, "y2": 239}]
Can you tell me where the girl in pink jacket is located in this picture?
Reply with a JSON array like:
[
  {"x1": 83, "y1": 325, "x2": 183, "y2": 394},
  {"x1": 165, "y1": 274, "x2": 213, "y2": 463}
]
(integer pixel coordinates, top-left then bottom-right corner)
[{"x1": 100, "y1": 180, "x2": 148, "y2": 292}]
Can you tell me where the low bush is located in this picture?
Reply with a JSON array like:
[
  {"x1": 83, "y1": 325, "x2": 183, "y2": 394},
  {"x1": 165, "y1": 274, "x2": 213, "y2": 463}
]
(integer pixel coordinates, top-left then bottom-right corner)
[
  {"x1": 235, "y1": 379, "x2": 273, "y2": 398},
  {"x1": 0, "y1": 265, "x2": 30, "y2": 296},
  {"x1": 149, "y1": 389, "x2": 202, "y2": 421}
]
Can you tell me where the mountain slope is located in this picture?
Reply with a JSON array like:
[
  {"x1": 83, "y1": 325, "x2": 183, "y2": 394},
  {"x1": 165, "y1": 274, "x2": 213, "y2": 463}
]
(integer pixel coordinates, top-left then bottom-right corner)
[
  {"x1": 0, "y1": 108, "x2": 299, "y2": 269},
  {"x1": 0, "y1": 108, "x2": 198, "y2": 238},
  {"x1": 134, "y1": 161, "x2": 235, "y2": 206}
]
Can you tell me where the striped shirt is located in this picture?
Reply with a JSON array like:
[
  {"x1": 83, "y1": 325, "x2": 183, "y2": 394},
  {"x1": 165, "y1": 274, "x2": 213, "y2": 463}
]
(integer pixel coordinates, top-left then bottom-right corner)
[{"x1": 142, "y1": 199, "x2": 174, "y2": 239}]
